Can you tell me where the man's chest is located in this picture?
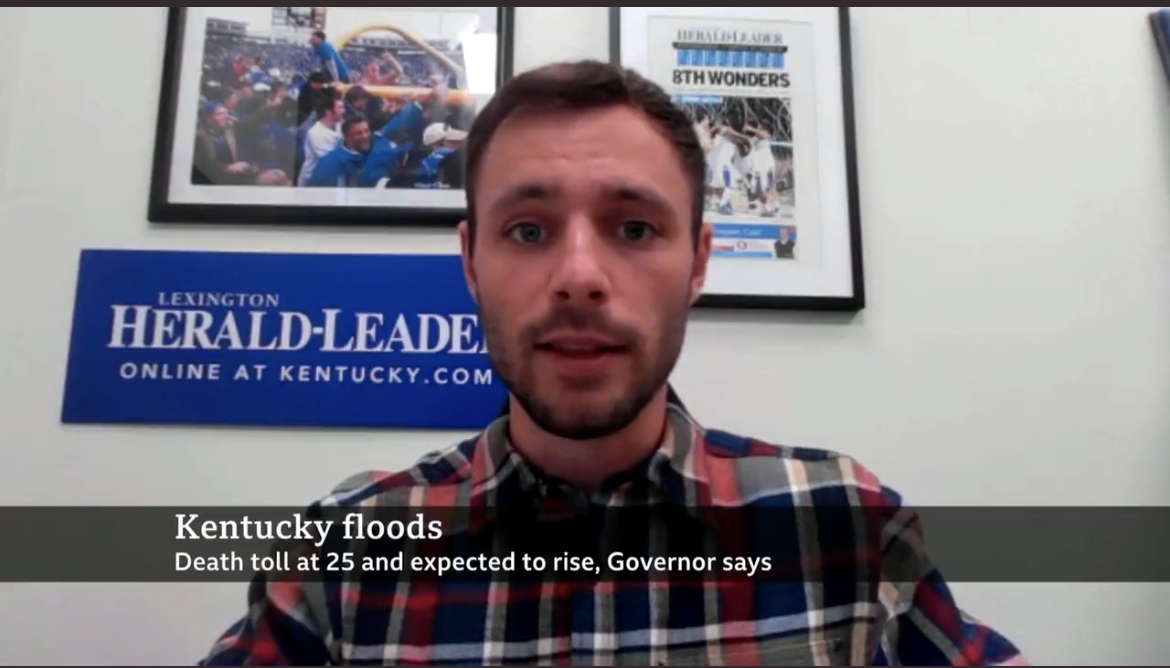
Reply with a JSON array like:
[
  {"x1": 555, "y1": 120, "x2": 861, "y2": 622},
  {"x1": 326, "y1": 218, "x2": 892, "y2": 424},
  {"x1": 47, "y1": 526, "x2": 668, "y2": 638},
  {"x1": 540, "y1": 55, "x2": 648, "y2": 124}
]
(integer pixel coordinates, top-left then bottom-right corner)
[
  {"x1": 332, "y1": 579, "x2": 874, "y2": 665},
  {"x1": 324, "y1": 499, "x2": 887, "y2": 664}
]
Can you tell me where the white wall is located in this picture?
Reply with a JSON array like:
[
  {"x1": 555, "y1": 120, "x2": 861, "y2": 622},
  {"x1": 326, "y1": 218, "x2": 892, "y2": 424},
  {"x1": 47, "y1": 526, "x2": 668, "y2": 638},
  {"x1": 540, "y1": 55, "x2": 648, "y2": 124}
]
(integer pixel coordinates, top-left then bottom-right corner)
[
  {"x1": 2, "y1": 6, "x2": 1169, "y2": 665},
  {"x1": 0, "y1": 7, "x2": 24, "y2": 190}
]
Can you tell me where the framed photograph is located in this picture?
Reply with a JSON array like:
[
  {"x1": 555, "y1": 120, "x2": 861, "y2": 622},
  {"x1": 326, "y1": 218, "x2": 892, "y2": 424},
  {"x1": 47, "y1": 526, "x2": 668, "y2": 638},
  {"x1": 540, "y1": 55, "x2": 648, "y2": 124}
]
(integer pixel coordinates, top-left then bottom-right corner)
[
  {"x1": 149, "y1": 7, "x2": 514, "y2": 227},
  {"x1": 611, "y1": 7, "x2": 864, "y2": 311}
]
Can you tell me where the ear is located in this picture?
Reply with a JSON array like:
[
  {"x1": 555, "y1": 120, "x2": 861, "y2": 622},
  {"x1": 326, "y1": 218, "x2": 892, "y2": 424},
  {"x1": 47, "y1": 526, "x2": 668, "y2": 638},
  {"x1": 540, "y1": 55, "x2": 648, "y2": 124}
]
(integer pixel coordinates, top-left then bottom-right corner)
[
  {"x1": 689, "y1": 222, "x2": 713, "y2": 306},
  {"x1": 458, "y1": 220, "x2": 479, "y2": 302}
]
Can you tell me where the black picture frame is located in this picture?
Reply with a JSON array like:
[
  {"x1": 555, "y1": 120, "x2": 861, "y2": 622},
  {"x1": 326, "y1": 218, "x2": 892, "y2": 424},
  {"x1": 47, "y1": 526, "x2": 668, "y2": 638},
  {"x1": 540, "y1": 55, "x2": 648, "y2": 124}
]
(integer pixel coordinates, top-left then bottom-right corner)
[
  {"x1": 148, "y1": 6, "x2": 515, "y2": 228},
  {"x1": 610, "y1": 7, "x2": 864, "y2": 312}
]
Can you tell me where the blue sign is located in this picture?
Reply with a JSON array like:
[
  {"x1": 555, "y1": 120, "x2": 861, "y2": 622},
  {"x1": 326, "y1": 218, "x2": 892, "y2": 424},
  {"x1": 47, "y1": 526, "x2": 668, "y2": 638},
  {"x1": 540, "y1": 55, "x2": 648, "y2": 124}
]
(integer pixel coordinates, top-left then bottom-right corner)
[
  {"x1": 62, "y1": 249, "x2": 507, "y2": 429},
  {"x1": 677, "y1": 47, "x2": 787, "y2": 69},
  {"x1": 713, "y1": 223, "x2": 785, "y2": 239}
]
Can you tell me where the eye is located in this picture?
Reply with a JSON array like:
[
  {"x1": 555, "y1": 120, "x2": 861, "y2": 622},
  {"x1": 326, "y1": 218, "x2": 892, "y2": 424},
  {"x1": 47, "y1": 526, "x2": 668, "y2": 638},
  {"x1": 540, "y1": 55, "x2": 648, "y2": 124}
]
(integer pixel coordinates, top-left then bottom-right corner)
[
  {"x1": 508, "y1": 222, "x2": 545, "y2": 244},
  {"x1": 618, "y1": 220, "x2": 655, "y2": 242}
]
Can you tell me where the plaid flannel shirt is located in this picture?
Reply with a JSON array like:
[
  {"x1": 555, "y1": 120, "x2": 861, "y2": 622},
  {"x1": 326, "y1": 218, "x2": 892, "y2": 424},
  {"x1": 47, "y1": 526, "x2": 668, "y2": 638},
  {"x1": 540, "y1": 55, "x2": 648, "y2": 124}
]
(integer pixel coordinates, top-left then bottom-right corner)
[{"x1": 199, "y1": 401, "x2": 1028, "y2": 666}]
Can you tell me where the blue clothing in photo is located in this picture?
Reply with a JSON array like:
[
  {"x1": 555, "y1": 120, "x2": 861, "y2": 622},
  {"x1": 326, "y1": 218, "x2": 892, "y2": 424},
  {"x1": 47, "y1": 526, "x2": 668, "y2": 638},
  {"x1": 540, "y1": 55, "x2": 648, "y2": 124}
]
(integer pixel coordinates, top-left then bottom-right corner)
[
  {"x1": 316, "y1": 41, "x2": 351, "y2": 82},
  {"x1": 305, "y1": 144, "x2": 366, "y2": 188},
  {"x1": 358, "y1": 137, "x2": 413, "y2": 188},
  {"x1": 414, "y1": 147, "x2": 457, "y2": 188}
]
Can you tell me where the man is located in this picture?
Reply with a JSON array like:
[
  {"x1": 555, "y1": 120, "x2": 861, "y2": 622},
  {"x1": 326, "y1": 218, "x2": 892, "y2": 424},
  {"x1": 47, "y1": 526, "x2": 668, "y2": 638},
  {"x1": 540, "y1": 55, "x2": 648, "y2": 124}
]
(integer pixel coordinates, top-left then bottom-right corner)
[
  {"x1": 774, "y1": 225, "x2": 796, "y2": 259},
  {"x1": 355, "y1": 85, "x2": 447, "y2": 188},
  {"x1": 343, "y1": 85, "x2": 392, "y2": 132},
  {"x1": 256, "y1": 82, "x2": 299, "y2": 179},
  {"x1": 234, "y1": 82, "x2": 261, "y2": 117},
  {"x1": 229, "y1": 53, "x2": 248, "y2": 86},
  {"x1": 413, "y1": 121, "x2": 467, "y2": 188},
  {"x1": 297, "y1": 91, "x2": 344, "y2": 187},
  {"x1": 355, "y1": 99, "x2": 425, "y2": 188},
  {"x1": 743, "y1": 121, "x2": 781, "y2": 217},
  {"x1": 708, "y1": 123, "x2": 745, "y2": 216},
  {"x1": 198, "y1": 60, "x2": 1027, "y2": 666},
  {"x1": 220, "y1": 88, "x2": 241, "y2": 117},
  {"x1": 692, "y1": 110, "x2": 718, "y2": 210},
  {"x1": 192, "y1": 102, "x2": 288, "y2": 187},
  {"x1": 309, "y1": 30, "x2": 351, "y2": 83},
  {"x1": 296, "y1": 72, "x2": 328, "y2": 126},
  {"x1": 304, "y1": 115, "x2": 372, "y2": 188},
  {"x1": 362, "y1": 50, "x2": 406, "y2": 86}
]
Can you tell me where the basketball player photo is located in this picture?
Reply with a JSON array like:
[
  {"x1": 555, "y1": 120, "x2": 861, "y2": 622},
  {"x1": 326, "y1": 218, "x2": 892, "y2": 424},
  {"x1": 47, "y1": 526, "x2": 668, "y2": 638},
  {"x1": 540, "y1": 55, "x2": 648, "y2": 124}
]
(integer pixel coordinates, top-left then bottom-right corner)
[
  {"x1": 640, "y1": 13, "x2": 822, "y2": 263},
  {"x1": 685, "y1": 97, "x2": 794, "y2": 220}
]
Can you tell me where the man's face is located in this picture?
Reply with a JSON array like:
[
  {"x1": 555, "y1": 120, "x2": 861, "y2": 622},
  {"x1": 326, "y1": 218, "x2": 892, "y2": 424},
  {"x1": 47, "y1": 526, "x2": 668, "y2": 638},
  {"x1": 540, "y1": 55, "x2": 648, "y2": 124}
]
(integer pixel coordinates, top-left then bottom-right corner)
[
  {"x1": 211, "y1": 106, "x2": 230, "y2": 128},
  {"x1": 346, "y1": 121, "x2": 371, "y2": 152},
  {"x1": 461, "y1": 105, "x2": 711, "y2": 440},
  {"x1": 310, "y1": 35, "x2": 322, "y2": 47},
  {"x1": 331, "y1": 99, "x2": 344, "y2": 120}
]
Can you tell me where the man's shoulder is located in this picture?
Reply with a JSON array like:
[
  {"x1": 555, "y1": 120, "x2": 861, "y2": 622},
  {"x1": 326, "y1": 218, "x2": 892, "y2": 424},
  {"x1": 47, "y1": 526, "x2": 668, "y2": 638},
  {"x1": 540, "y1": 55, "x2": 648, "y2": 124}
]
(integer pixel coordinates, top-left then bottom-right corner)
[
  {"x1": 315, "y1": 145, "x2": 342, "y2": 163},
  {"x1": 314, "y1": 435, "x2": 481, "y2": 509},
  {"x1": 309, "y1": 122, "x2": 338, "y2": 137},
  {"x1": 695, "y1": 424, "x2": 899, "y2": 506}
]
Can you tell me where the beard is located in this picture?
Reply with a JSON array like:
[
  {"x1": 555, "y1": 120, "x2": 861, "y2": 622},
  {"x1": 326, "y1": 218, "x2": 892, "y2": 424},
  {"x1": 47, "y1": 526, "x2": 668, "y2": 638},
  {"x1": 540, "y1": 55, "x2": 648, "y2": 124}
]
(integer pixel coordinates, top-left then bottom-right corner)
[{"x1": 478, "y1": 295, "x2": 690, "y2": 441}]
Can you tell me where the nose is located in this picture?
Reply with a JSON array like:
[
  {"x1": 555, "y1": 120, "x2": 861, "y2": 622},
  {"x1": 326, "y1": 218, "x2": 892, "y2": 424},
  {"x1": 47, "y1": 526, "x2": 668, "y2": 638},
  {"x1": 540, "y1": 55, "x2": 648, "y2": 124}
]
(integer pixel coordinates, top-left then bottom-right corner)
[{"x1": 549, "y1": 214, "x2": 611, "y2": 306}]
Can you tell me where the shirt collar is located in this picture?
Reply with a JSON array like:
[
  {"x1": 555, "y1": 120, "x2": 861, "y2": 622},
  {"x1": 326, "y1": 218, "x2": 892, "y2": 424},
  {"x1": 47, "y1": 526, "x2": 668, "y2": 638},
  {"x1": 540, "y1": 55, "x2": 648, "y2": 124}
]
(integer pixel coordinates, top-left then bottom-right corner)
[{"x1": 466, "y1": 395, "x2": 716, "y2": 526}]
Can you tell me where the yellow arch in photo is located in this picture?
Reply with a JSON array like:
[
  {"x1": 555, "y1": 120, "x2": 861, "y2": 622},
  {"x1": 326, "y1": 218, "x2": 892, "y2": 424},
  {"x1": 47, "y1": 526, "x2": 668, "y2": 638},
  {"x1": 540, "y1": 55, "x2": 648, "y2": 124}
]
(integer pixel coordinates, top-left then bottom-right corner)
[{"x1": 331, "y1": 22, "x2": 472, "y2": 104}]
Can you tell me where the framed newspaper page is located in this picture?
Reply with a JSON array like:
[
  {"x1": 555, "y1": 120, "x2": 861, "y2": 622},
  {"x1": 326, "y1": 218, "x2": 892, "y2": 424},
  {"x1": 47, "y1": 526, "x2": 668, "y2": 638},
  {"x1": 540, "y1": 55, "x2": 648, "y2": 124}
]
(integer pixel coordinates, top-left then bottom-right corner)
[
  {"x1": 610, "y1": 7, "x2": 864, "y2": 311},
  {"x1": 148, "y1": 7, "x2": 514, "y2": 228}
]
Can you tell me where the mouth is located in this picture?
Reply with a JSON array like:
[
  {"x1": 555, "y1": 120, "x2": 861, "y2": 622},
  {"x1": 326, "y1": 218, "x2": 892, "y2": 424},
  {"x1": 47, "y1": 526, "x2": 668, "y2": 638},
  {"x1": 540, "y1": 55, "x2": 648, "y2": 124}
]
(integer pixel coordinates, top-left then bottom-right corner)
[{"x1": 534, "y1": 335, "x2": 629, "y2": 360}]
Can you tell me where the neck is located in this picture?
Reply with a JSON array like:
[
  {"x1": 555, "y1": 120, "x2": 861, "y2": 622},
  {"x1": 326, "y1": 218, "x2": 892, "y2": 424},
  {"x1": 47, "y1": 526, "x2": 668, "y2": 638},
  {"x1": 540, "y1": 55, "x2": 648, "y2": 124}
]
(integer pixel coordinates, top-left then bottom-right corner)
[{"x1": 506, "y1": 387, "x2": 670, "y2": 492}]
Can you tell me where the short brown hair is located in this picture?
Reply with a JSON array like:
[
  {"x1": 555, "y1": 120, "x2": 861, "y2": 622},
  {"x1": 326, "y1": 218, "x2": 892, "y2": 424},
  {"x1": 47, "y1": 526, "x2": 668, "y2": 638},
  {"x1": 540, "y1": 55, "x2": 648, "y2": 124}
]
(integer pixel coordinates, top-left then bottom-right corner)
[
  {"x1": 344, "y1": 85, "x2": 370, "y2": 106},
  {"x1": 463, "y1": 60, "x2": 705, "y2": 248}
]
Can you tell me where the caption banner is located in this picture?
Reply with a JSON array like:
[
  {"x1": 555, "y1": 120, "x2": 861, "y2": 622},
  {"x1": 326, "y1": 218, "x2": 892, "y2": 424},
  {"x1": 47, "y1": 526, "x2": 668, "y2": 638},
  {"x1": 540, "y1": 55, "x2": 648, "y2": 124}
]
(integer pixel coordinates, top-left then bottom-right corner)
[
  {"x1": 174, "y1": 510, "x2": 772, "y2": 578},
  {"x1": 6, "y1": 506, "x2": 1170, "y2": 583}
]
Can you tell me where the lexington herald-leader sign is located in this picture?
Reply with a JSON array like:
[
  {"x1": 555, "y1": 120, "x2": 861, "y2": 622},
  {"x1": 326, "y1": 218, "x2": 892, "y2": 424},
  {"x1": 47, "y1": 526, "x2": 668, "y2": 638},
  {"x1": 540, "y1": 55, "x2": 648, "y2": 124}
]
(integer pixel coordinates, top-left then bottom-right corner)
[{"x1": 61, "y1": 249, "x2": 506, "y2": 429}]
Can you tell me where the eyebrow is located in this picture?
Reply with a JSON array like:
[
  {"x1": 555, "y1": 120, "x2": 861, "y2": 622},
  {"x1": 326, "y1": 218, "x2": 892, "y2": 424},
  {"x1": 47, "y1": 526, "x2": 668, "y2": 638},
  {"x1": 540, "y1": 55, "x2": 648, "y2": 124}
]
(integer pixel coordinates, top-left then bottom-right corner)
[
  {"x1": 602, "y1": 182, "x2": 671, "y2": 210},
  {"x1": 485, "y1": 180, "x2": 671, "y2": 217},
  {"x1": 487, "y1": 183, "x2": 556, "y2": 217}
]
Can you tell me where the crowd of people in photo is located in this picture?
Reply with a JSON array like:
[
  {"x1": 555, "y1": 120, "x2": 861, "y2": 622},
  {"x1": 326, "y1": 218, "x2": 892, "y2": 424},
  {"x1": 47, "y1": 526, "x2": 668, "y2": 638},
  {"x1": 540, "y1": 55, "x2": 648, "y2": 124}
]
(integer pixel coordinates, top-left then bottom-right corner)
[{"x1": 191, "y1": 26, "x2": 471, "y2": 190}]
